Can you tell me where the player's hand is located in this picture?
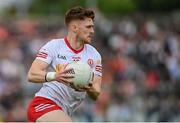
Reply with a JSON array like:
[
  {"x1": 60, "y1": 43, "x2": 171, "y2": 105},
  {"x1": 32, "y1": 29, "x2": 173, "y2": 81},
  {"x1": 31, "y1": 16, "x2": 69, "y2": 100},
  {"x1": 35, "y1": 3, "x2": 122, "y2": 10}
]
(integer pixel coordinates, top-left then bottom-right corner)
[
  {"x1": 55, "y1": 64, "x2": 75, "y2": 86},
  {"x1": 72, "y1": 82, "x2": 93, "y2": 92}
]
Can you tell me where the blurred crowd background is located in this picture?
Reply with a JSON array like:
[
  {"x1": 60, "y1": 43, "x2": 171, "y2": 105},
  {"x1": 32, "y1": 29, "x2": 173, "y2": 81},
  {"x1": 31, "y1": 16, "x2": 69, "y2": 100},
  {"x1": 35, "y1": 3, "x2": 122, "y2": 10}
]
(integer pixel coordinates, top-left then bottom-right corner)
[{"x1": 0, "y1": 0, "x2": 180, "y2": 122}]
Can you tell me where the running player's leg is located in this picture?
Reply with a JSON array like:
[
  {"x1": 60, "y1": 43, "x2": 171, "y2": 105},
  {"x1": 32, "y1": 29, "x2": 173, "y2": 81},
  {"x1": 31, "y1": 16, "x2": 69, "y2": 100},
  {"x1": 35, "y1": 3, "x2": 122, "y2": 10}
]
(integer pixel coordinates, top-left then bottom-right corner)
[
  {"x1": 36, "y1": 110, "x2": 72, "y2": 122},
  {"x1": 27, "y1": 96, "x2": 71, "y2": 122}
]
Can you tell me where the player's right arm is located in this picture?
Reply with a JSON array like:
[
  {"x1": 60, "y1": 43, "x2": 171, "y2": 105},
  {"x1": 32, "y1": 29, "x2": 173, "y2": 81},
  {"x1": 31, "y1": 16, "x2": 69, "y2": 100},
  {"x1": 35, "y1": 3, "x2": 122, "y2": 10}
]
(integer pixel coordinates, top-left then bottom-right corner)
[
  {"x1": 27, "y1": 40, "x2": 74, "y2": 84},
  {"x1": 27, "y1": 59, "x2": 49, "y2": 83},
  {"x1": 28, "y1": 59, "x2": 74, "y2": 84}
]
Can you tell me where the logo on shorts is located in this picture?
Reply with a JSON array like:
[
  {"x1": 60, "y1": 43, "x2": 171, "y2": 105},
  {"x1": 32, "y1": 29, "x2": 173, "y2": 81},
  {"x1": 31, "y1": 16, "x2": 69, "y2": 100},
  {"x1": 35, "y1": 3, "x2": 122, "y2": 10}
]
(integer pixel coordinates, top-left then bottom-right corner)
[{"x1": 35, "y1": 103, "x2": 55, "y2": 112}]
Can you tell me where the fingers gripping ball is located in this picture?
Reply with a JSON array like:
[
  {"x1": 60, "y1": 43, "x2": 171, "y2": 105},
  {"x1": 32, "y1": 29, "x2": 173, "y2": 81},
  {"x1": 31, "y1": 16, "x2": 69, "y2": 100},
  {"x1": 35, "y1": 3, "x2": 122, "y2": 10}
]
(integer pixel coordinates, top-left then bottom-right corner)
[{"x1": 66, "y1": 61, "x2": 93, "y2": 88}]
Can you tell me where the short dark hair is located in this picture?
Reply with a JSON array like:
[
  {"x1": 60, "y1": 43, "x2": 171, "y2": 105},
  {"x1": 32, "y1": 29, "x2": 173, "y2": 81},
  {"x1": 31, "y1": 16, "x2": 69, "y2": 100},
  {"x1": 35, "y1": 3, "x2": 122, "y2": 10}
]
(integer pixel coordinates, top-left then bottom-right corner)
[{"x1": 65, "y1": 6, "x2": 95, "y2": 26}]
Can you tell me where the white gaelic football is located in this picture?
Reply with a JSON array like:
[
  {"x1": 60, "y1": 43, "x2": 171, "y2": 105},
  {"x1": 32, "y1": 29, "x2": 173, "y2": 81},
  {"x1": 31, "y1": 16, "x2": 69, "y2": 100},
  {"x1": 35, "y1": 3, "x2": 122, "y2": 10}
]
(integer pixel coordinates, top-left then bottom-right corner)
[{"x1": 66, "y1": 61, "x2": 93, "y2": 87}]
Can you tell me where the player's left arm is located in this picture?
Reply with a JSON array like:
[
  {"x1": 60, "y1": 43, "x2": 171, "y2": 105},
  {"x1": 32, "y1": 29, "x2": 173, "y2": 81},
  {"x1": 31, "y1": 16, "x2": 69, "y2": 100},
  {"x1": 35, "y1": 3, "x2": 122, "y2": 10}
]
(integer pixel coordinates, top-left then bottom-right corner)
[
  {"x1": 86, "y1": 52, "x2": 102, "y2": 100},
  {"x1": 70, "y1": 73, "x2": 102, "y2": 100},
  {"x1": 73, "y1": 51, "x2": 102, "y2": 100}
]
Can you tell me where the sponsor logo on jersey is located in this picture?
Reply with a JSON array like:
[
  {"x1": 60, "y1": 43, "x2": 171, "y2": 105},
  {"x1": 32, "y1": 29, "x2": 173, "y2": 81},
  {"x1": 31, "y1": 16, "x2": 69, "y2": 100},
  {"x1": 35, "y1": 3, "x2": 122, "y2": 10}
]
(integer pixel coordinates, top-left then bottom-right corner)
[
  {"x1": 96, "y1": 59, "x2": 101, "y2": 65},
  {"x1": 58, "y1": 54, "x2": 67, "y2": 60},
  {"x1": 72, "y1": 56, "x2": 81, "y2": 61},
  {"x1": 55, "y1": 64, "x2": 63, "y2": 72}
]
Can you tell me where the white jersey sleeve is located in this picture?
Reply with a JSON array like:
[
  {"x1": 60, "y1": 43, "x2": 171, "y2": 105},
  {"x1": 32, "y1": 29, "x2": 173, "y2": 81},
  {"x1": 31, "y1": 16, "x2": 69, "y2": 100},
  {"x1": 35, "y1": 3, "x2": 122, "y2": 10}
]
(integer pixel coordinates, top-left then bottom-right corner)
[
  {"x1": 93, "y1": 50, "x2": 102, "y2": 77},
  {"x1": 36, "y1": 40, "x2": 55, "y2": 64}
]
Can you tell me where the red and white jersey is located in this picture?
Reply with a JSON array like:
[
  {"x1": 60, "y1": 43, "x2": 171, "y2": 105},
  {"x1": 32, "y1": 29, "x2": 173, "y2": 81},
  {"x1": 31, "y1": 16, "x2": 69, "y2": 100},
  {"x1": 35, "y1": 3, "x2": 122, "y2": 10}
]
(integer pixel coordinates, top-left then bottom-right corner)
[{"x1": 35, "y1": 37, "x2": 102, "y2": 116}]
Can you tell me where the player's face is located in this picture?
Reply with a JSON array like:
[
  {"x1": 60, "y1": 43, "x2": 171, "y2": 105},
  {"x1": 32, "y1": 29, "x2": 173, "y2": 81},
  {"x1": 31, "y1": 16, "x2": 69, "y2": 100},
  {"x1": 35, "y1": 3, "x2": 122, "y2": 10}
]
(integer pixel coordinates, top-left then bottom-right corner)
[{"x1": 77, "y1": 18, "x2": 94, "y2": 44}]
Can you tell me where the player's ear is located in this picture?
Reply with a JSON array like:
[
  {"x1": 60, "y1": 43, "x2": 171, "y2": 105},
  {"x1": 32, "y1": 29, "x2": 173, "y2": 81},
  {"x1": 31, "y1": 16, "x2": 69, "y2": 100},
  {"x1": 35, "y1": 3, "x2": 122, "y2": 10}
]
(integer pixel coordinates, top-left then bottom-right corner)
[
  {"x1": 70, "y1": 21, "x2": 78, "y2": 33},
  {"x1": 72, "y1": 24, "x2": 78, "y2": 33}
]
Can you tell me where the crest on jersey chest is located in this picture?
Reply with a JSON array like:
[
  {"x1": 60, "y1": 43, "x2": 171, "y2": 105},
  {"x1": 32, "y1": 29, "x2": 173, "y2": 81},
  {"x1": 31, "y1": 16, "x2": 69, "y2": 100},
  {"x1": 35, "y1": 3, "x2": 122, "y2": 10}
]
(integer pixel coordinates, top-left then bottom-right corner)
[{"x1": 87, "y1": 58, "x2": 94, "y2": 67}]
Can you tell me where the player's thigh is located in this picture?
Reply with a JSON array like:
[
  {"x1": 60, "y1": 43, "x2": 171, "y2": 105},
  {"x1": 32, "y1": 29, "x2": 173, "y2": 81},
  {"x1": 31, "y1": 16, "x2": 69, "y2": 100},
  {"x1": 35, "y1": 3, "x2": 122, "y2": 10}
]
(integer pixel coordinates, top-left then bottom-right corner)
[{"x1": 36, "y1": 110, "x2": 72, "y2": 122}]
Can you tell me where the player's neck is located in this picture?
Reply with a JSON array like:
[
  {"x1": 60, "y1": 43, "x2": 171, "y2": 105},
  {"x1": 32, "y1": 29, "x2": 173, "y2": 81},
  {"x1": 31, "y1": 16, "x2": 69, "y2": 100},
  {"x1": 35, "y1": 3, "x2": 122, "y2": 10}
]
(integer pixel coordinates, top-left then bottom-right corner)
[{"x1": 66, "y1": 35, "x2": 84, "y2": 50}]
